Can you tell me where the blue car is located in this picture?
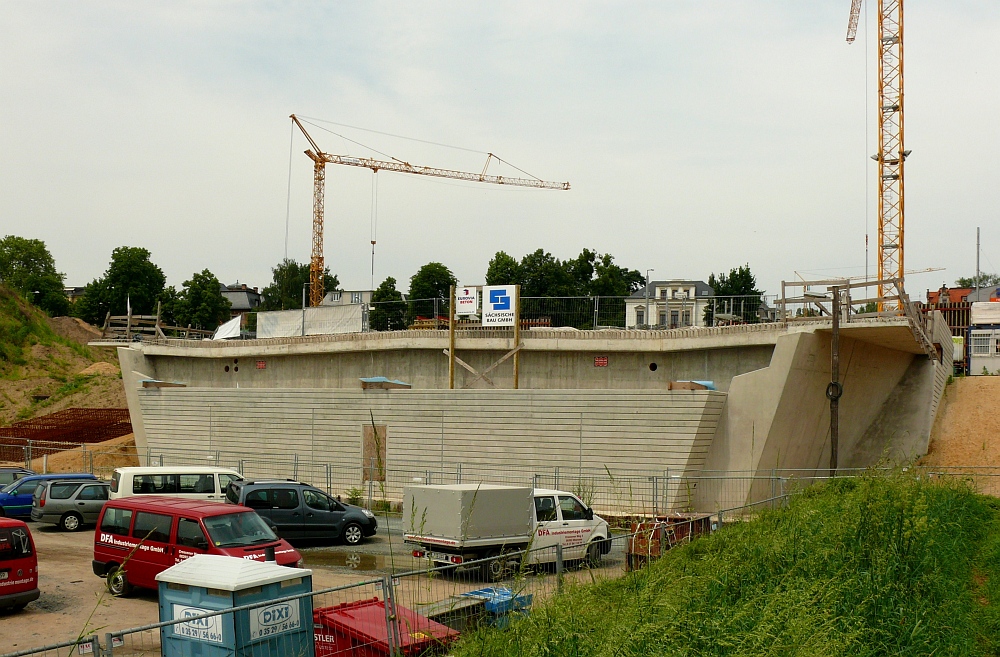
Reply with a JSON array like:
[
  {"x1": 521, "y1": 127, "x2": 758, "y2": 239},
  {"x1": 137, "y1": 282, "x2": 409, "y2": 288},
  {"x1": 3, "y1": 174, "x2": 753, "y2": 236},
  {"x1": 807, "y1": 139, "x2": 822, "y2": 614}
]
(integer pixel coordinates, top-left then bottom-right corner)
[{"x1": 0, "y1": 473, "x2": 99, "y2": 518}]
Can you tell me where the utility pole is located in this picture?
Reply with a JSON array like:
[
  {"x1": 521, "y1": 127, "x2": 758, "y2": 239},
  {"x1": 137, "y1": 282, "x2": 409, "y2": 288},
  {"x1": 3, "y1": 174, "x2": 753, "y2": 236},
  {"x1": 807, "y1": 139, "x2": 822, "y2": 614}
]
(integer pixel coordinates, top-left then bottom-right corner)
[
  {"x1": 977, "y1": 226, "x2": 981, "y2": 290},
  {"x1": 301, "y1": 282, "x2": 310, "y2": 336},
  {"x1": 828, "y1": 286, "x2": 843, "y2": 477},
  {"x1": 448, "y1": 285, "x2": 456, "y2": 390}
]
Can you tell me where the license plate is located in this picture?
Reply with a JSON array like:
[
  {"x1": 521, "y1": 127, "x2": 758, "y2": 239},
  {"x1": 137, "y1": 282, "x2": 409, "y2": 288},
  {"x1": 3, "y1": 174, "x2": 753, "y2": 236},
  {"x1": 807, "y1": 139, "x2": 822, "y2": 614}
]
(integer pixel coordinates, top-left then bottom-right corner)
[
  {"x1": 0, "y1": 572, "x2": 8, "y2": 580},
  {"x1": 426, "y1": 551, "x2": 454, "y2": 563}
]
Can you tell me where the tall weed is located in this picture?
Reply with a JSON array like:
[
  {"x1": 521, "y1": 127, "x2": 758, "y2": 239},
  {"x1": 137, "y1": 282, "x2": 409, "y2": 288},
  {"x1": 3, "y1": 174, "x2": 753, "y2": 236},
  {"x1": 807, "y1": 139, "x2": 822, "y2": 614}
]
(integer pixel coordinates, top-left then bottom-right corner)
[{"x1": 455, "y1": 472, "x2": 1000, "y2": 657}]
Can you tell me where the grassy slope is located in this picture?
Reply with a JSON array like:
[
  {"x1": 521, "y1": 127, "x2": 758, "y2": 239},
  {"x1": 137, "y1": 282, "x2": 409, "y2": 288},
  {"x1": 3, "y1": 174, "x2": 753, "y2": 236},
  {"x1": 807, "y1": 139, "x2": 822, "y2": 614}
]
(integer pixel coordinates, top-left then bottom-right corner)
[
  {"x1": 456, "y1": 474, "x2": 1000, "y2": 657},
  {"x1": 0, "y1": 284, "x2": 123, "y2": 424}
]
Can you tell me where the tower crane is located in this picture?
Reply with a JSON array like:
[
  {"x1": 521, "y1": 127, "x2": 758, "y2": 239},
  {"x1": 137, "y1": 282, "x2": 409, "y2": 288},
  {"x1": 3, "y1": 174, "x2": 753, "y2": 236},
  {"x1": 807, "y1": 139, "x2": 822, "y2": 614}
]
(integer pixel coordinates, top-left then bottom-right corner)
[
  {"x1": 847, "y1": 0, "x2": 908, "y2": 308},
  {"x1": 290, "y1": 115, "x2": 570, "y2": 307}
]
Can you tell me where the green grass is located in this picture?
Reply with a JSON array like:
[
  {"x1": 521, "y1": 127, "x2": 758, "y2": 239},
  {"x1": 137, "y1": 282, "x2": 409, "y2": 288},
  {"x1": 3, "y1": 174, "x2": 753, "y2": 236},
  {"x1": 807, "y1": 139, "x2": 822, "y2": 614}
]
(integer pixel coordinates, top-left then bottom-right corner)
[
  {"x1": 0, "y1": 284, "x2": 56, "y2": 366},
  {"x1": 455, "y1": 473, "x2": 1000, "y2": 657}
]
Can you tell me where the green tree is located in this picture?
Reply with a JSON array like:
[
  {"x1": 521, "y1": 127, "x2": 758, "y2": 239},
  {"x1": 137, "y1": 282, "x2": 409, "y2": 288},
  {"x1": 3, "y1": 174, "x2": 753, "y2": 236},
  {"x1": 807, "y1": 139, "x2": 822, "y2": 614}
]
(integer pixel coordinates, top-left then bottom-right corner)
[
  {"x1": 260, "y1": 259, "x2": 339, "y2": 311},
  {"x1": 157, "y1": 285, "x2": 183, "y2": 327},
  {"x1": 485, "y1": 251, "x2": 520, "y2": 286},
  {"x1": 408, "y1": 262, "x2": 456, "y2": 319},
  {"x1": 174, "y1": 270, "x2": 232, "y2": 330},
  {"x1": 369, "y1": 276, "x2": 406, "y2": 331},
  {"x1": 956, "y1": 273, "x2": 1000, "y2": 288},
  {"x1": 705, "y1": 264, "x2": 764, "y2": 324},
  {"x1": 73, "y1": 246, "x2": 166, "y2": 325},
  {"x1": 589, "y1": 253, "x2": 645, "y2": 297},
  {"x1": 0, "y1": 235, "x2": 68, "y2": 316},
  {"x1": 517, "y1": 249, "x2": 576, "y2": 297}
]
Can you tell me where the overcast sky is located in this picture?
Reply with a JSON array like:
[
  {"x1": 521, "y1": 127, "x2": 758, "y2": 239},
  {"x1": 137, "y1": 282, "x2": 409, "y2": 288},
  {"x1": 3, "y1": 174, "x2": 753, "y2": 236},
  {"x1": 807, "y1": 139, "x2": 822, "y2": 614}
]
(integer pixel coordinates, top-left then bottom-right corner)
[{"x1": 2, "y1": 1, "x2": 998, "y2": 299}]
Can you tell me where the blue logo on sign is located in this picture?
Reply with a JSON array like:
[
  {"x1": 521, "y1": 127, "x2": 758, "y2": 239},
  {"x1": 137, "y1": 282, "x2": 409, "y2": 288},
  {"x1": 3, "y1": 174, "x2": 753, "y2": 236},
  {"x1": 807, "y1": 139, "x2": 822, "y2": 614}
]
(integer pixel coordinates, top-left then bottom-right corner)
[{"x1": 489, "y1": 289, "x2": 510, "y2": 310}]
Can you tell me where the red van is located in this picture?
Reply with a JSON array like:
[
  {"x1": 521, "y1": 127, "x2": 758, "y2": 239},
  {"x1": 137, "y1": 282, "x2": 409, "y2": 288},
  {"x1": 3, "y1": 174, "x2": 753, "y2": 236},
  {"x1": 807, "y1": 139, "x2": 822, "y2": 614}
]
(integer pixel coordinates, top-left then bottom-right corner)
[
  {"x1": 0, "y1": 517, "x2": 39, "y2": 611},
  {"x1": 92, "y1": 496, "x2": 302, "y2": 596}
]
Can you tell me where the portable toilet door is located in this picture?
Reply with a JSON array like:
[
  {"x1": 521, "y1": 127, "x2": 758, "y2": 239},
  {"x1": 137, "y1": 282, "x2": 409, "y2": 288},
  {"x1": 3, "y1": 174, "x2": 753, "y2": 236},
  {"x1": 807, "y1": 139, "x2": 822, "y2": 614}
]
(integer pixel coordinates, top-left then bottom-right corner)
[{"x1": 157, "y1": 554, "x2": 314, "y2": 657}]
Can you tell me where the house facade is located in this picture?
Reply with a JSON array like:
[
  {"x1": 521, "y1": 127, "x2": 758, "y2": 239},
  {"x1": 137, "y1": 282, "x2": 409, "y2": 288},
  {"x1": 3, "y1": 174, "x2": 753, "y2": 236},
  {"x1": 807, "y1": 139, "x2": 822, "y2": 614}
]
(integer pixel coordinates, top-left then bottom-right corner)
[
  {"x1": 626, "y1": 280, "x2": 715, "y2": 329},
  {"x1": 321, "y1": 290, "x2": 373, "y2": 306},
  {"x1": 220, "y1": 283, "x2": 262, "y2": 321}
]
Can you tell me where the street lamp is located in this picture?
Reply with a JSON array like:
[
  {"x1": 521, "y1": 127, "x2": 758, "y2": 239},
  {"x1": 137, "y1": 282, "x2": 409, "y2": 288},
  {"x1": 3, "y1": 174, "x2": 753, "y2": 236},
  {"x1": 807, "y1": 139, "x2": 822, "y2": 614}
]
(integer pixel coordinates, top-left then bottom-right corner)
[{"x1": 643, "y1": 269, "x2": 654, "y2": 328}]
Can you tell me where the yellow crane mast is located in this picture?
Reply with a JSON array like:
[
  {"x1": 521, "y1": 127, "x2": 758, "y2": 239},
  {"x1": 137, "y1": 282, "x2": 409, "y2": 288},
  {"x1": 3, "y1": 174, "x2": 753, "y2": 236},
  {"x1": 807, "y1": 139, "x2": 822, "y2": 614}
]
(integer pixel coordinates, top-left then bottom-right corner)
[
  {"x1": 290, "y1": 115, "x2": 570, "y2": 307},
  {"x1": 847, "y1": 0, "x2": 908, "y2": 307}
]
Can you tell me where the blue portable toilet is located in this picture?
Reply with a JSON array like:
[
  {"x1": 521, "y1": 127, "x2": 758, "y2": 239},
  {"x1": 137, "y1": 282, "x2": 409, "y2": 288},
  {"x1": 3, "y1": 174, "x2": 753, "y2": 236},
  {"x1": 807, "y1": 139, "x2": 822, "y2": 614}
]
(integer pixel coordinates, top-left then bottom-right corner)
[{"x1": 156, "y1": 554, "x2": 314, "y2": 657}]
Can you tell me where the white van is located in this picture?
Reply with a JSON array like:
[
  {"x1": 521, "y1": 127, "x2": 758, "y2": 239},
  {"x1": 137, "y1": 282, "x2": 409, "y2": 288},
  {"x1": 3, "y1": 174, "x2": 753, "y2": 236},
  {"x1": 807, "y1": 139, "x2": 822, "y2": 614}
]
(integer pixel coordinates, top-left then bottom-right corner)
[{"x1": 109, "y1": 467, "x2": 243, "y2": 501}]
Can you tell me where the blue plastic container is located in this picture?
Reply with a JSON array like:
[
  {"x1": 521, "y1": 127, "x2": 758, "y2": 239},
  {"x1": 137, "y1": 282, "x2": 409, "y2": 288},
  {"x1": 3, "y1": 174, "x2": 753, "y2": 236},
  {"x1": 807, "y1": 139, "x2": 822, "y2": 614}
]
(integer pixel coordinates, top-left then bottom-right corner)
[
  {"x1": 156, "y1": 554, "x2": 314, "y2": 657},
  {"x1": 459, "y1": 587, "x2": 532, "y2": 627}
]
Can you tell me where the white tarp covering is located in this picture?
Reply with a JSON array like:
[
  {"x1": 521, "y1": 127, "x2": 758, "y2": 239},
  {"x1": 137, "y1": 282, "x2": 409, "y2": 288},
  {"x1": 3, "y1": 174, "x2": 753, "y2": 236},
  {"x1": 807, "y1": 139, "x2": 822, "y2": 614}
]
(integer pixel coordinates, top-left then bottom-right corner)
[
  {"x1": 212, "y1": 315, "x2": 242, "y2": 340},
  {"x1": 971, "y1": 302, "x2": 1000, "y2": 326},
  {"x1": 257, "y1": 305, "x2": 365, "y2": 338}
]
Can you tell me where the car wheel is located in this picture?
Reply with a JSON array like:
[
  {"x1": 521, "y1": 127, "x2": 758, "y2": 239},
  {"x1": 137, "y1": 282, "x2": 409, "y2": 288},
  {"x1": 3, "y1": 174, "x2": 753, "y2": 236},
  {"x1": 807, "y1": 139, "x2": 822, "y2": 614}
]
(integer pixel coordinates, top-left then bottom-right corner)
[
  {"x1": 107, "y1": 566, "x2": 132, "y2": 597},
  {"x1": 586, "y1": 541, "x2": 602, "y2": 567},
  {"x1": 343, "y1": 523, "x2": 363, "y2": 546},
  {"x1": 481, "y1": 551, "x2": 516, "y2": 582},
  {"x1": 60, "y1": 512, "x2": 83, "y2": 532}
]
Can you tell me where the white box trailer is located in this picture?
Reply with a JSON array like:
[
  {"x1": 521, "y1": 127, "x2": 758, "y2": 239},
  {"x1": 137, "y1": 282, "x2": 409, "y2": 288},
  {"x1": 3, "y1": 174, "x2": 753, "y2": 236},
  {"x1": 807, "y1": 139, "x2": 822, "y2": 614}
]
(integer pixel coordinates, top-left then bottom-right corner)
[{"x1": 403, "y1": 484, "x2": 611, "y2": 580}]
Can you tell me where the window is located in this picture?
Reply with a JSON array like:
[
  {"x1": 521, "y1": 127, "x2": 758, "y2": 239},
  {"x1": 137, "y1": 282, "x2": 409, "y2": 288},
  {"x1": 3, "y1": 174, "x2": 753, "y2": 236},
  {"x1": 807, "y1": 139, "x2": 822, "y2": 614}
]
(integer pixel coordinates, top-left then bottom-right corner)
[
  {"x1": 971, "y1": 331, "x2": 994, "y2": 356},
  {"x1": 50, "y1": 482, "x2": 82, "y2": 499},
  {"x1": 304, "y1": 489, "x2": 333, "y2": 511},
  {"x1": 534, "y1": 496, "x2": 557, "y2": 522},
  {"x1": 101, "y1": 508, "x2": 133, "y2": 536},
  {"x1": 0, "y1": 527, "x2": 32, "y2": 561},
  {"x1": 558, "y1": 496, "x2": 588, "y2": 521},
  {"x1": 351, "y1": 292, "x2": 362, "y2": 304},
  {"x1": 658, "y1": 311, "x2": 667, "y2": 326},
  {"x1": 179, "y1": 474, "x2": 215, "y2": 494},
  {"x1": 8, "y1": 479, "x2": 40, "y2": 495},
  {"x1": 670, "y1": 311, "x2": 679, "y2": 327},
  {"x1": 78, "y1": 485, "x2": 109, "y2": 501},
  {"x1": 132, "y1": 512, "x2": 173, "y2": 543},
  {"x1": 133, "y1": 474, "x2": 178, "y2": 495},
  {"x1": 635, "y1": 309, "x2": 645, "y2": 326},
  {"x1": 111, "y1": 471, "x2": 120, "y2": 493},
  {"x1": 329, "y1": 291, "x2": 342, "y2": 302},
  {"x1": 176, "y1": 518, "x2": 208, "y2": 550},
  {"x1": 682, "y1": 311, "x2": 691, "y2": 326},
  {"x1": 272, "y1": 489, "x2": 299, "y2": 510},
  {"x1": 203, "y1": 512, "x2": 275, "y2": 548},
  {"x1": 244, "y1": 490, "x2": 269, "y2": 509},
  {"x1": 219, "y1": 474, "x2": 242, "y2": 491}
]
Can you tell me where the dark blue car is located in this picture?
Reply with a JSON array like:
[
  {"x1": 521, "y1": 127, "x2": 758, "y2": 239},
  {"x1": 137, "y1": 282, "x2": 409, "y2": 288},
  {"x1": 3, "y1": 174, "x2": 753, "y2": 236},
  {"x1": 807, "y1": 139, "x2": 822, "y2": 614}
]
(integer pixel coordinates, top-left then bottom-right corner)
[{"x1": 0, "y1": 473, "x2": 98, "y2": 518}]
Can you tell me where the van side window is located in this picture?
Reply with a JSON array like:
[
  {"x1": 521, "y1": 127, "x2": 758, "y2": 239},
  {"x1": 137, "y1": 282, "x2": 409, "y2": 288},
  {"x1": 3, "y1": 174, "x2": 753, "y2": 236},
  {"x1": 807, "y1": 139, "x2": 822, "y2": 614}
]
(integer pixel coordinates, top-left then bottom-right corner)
[
  {"x1": 179, "y1": 474, "x2": 215, "y2": 494},
  {"x1": 133, "y1": 475, "x2": 178, "y2": 495},
  {"x1": 558, "y1": 496, "x2": 588, "y2": 521},
  {"x1": 101, "y1": 508, "x2": 133, "y2": 536},
  {"x1": 304, "y1": 489, "x2": 332, "y2": 511},
  {"x1": 244, "y1": 490, "x2": 269, "y2": 509},
  {"x1": 272, "y1": 489, "x2": 299, "y2": 510},
  {"x1": 176, "y1": 518, "x2": 208, "y2": 549},
  {"x1": 219, "y1": 474, "x2": 241, "y2": 490},
  {"x1": 111, "y1": 471, "x2": 120, "y2": 493},
  {"x1": 534, "y1": 496, "x2": 557, "y2": 522},
  {"x1": 133, "y1": 512, "x2": 173, "y2": 543}
]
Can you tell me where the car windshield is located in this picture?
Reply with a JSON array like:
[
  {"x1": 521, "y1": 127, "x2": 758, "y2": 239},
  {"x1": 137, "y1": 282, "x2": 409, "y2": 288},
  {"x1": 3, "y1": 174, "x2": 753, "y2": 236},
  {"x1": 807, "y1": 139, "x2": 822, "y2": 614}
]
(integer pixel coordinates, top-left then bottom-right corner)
[{"x1": 203, "y1": 511, "x2": 277, "y2": 548}]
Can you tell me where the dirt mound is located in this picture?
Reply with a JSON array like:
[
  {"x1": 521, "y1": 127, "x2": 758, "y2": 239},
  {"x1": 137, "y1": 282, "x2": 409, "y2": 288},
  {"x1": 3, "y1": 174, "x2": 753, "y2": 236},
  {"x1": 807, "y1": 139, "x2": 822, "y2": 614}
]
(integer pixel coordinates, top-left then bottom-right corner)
[
  {"x1": 920, "y1": 377, "x2": 1000, "y2": 467},
  {"x1": 32, "y1": 433, "x2": 138, "y2": 474},
  {"x1": 47, "y1": 316, "x2": 102, "y2": 345},
  {"x1": 78, "y1": 361, "x2": 119, "y2": 376}
]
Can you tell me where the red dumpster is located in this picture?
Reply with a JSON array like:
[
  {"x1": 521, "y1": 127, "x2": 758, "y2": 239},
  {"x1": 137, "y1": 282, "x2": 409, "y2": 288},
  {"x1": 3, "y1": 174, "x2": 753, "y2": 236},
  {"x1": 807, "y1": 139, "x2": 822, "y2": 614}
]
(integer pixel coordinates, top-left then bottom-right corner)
[{"x1": 314, "y1": 597, "x2": 459, "y2": 657}]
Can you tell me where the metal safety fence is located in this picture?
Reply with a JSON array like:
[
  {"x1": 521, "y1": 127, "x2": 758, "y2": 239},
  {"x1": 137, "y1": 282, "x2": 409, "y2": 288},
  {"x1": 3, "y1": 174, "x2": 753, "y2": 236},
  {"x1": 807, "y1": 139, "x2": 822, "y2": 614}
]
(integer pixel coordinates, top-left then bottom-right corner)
[{"x1": 1, "y1": 519, "x2": 721, "y2": 657}]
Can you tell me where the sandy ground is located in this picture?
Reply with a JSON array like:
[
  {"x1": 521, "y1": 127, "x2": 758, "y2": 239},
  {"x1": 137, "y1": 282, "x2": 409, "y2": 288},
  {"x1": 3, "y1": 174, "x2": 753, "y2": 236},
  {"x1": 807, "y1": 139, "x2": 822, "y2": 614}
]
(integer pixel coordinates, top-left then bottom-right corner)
[{"x1": 921, "y1": 376, "x2": 1000, "y2": 467}]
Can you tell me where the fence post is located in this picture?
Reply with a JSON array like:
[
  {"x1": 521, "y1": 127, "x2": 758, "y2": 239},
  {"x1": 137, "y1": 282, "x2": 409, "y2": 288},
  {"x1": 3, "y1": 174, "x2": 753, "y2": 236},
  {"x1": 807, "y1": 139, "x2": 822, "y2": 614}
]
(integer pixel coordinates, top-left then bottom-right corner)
[
  {"x1": 326, "y1": 463, "x2": 332, "y2": 494},
  {"x1": 25, "y1": 440, "x2": 31, "y2": 468},
  {"x1": 239, "y1": 459, "x2": 245, "y2": 475},
  {"x1": 425, "y1": 470, "x2": 431, "y2": 486},
  {"x1": 554, "y1": 466, "x2": 560, "y2": 490},
  {"x1": 382, "y1": 576, "x2": 398, "y2": 656},
  {"x1": 145, "y1": 446, "x2": 150, "y2": 467},
  {"x1": 533, "y1": 473, "x2": 539, "y2": 489},
  {"x1": 456, "y1": 463, "x2": 462, "y2": 484},
  {"x1": 293, "y1": 453, "x2": 299, "y2": 480},
  {"x1": 556, "y1": 544, "x2": 564, "y2": 595},
  {"x1": 158, "y1": 454, "x2": 164, "y2": 466},
  {"x1": 105, "y1": 632, "x2": 114, "y2": 657},
  {"x1": 651, "y1": 476, "x2": 658, "y2": 516},
  {"x1": 82, "y1": 445, "x2": 88, "y2": 473}
]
